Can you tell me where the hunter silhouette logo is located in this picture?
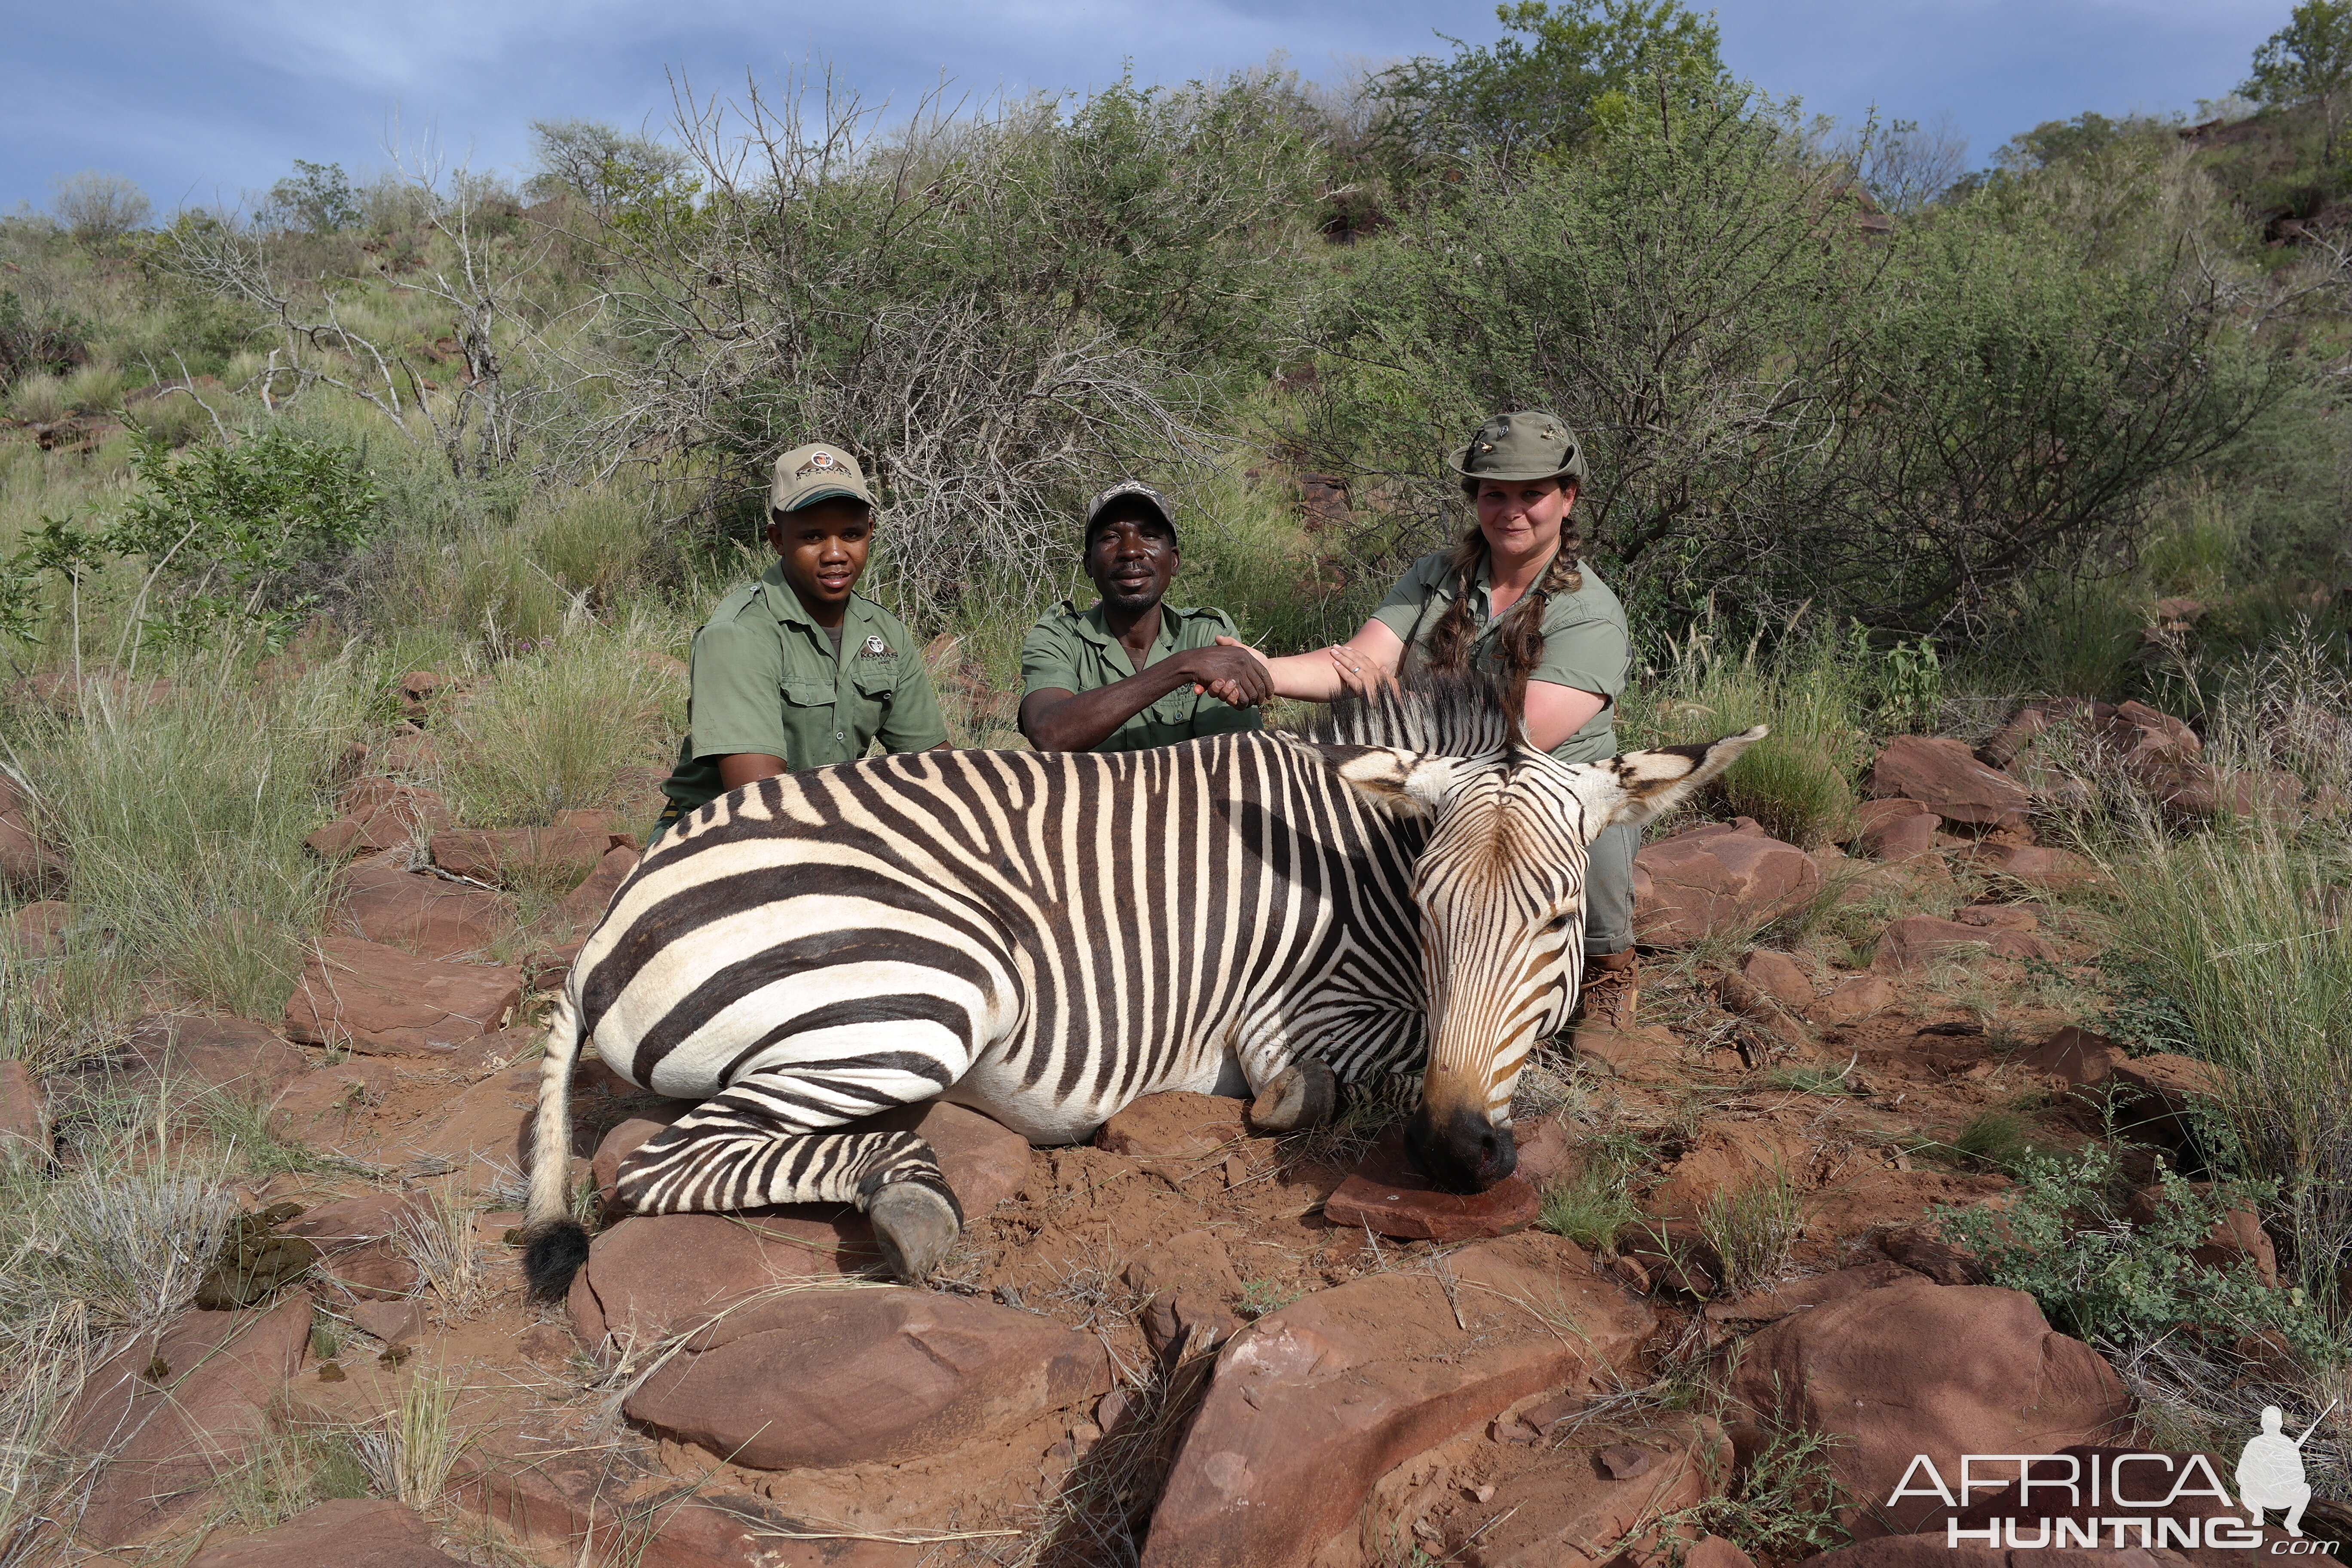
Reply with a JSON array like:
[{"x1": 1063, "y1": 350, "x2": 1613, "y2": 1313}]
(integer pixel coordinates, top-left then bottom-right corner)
[
  {"x1": 2241, "y1": 1403, "x2": 2335, "y2": 1536},
  {"x1": 1889, "y1": 1402, "x2": 2340, "y2": 1553}
]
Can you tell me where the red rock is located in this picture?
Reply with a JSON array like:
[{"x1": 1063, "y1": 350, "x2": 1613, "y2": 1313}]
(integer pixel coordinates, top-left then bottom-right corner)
[
  {"x1": 1854, "y1": 796, "x2": 1932, "y2": 835},
  {"x1": 1795, "y1": 1541, "x2": 2128, "y2": 1568},
  {"x1": 304, "y1": 780, "x2": 455, "y2": 858},
  {"x1": 269, "y1": 1059, "x2": 397, "y2": 1146},
  {"x1": 1324, "y1": 1125, "x2": 1542, "y2": 1240},
  {"x1": 1511, "y1": 1114, "x2": 1569, "y2": 1184},
  {"x1": 1143, "y1": 1234, "x2": 1654, "y2": 1568},
  {"x1": 1126, "y1": 1230, "x2": 1246, "y2": 1357},
  {"x1": 520, "y1": 845, "x2": 639, "y2": 989},
  {"x1": 334, "y1": 862, "x2": 510, "y2": 962},
  {"x1": 1094, "y1": 1090, "x2": 1249, "y2": 1160},
  {"x1": 1952, "y1": 903, "x2": 2037, "y2": 930},
  {"x1": 624, "y1": 1287, "x2": 1112, "y2": 1469},
  {"x1": 1633, "y1": 820, "x2": 1822, "y2": 946},
  {"x1": 1868, "y1": 735, "x2": 2033, "y2": 827},
  {"x1": 429, "y1": 824, "x2": 612, "y2": 887},
  {"x1": 282, "y1": 1193, "x2": 426, "y2": 1302},
  {"x1": 2109, "y1": 1052, "x2": 2223, "y2": 1155},
  {"x1": 1685, "y1": 1534, "x2": 1763, "y2": 1568},
  {"x1": 2020, "y1": 1025, "x2": 2125, "y2": 1087},
  {"x1": 575, "y1": 1100, "x2": 1035, "y2": 1342},
  {"x1": 1569, "y1": 1022, "x2": 1684, "y2": 1081},
  {"x1": 447, "y1": 1433, "x2": 912, "y2": 1568},
  {"x1": 284, "y1": 935, "x2": 520, "y2": 1055},
  {"x1": 395, "y1": 671, "x2": 448, "y2": 725},
  {"x1": 2113, "y1": 699, "x2": 2200, "y2": 763},
  {"x1": 189, "y1": 1498, "x2": 464, "y2": 1567},
  {"x1": 57, "y1": 1295, "x2": 312, "y2": 1547},
  {"x1": 1728, "y1": 1275, "x2": 2130, "y2": 1537},
  {"x1": 1875, "y1": 1227, "x2": 1988, "y2": 1285},
  {"x1": 2125, "y1": 1185, "x2": 2278, "y2": 1287},
  {"x1": 1871, "y1": 915, "x2": 2055, "y2": 972},
  {"x1": 1447, "y1": 1418, "x2": 1729, "y2": 1567},
  {"x1": 4, "y1": 898, "x2": 73, "y2": 955},
  {"x1": 1966, "y1": 842, "x2": 2096, "y2": 888},
  {"x1": 0, "y1": 1060, "x2": 49, "y2": 1161},
  {"x1": 315, "y1": 1239, "x2": 419, "y2": 1302},
  {"x1": 349, "y1": 1298, "x2": 427, "y2": 1344},
  {"x1": 124, "y1": 1014, "x2": 312, "y2": 1103},
  {"x1": 1703, "y1": 1262, "x2": 1927, "y2": 1324},
  {"x1": 1859, "y1": 810, "x2": 1940, "y2": 862},
  {"x1": 1813, "y1": 974, "x2": 1895, "y2": 1022},
  {"x1": 0, "y1": 775, "x2": 66, "y2": 896},
  {"x1": 1742, "y1": 949, "x2": 1814, "y2": 1008},
  {"x1": 1974, "y1": 705, "x2": 2054, "y2": 771}
]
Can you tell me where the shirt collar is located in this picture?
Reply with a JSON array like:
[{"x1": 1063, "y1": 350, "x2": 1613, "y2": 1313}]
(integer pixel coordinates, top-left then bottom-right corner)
[
  {"x1": 1070, "y1": 599, "x2": 1188, "y2": 665},
  {"x1": 762, "y1": 562, "x2": 875, "y2": 637}
]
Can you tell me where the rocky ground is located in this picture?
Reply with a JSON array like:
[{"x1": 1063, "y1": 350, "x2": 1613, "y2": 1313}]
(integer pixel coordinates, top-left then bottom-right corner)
[{"x1": 0, "y1": 683, "x2": 2323, "y2": 1568}]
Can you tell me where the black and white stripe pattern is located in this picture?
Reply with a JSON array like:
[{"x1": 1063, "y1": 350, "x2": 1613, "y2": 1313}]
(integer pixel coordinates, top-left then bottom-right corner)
[{"x1": 522, "y1": 676, "x2": 1759, "y2": 1290}]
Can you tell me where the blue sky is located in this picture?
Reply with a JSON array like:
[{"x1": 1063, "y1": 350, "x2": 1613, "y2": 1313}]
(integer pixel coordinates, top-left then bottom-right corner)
[{"x1": 0, "y1": 0, "x2": 2290, "y2": 216}]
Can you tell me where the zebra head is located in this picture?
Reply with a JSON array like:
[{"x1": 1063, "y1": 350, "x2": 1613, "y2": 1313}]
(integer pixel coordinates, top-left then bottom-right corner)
[{"x1": 1305, "y1": 683, "x2": 1765, "y2": 1191}]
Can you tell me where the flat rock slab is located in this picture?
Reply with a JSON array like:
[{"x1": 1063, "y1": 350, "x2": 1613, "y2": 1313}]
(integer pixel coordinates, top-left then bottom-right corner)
[
  {"x1": 1871, "y1": 915, "x2": 2056, "y2": 972},
  {"x1": 58, "y1": 1295, "x2": 312, "y2": 1548},
  {"x1": 1094, "y1": 1090, "x2": 1248, "y2": 1161},
  {"x1": 1445, "y1": 1414, "x2": 1729, "y2": 1568},
  {"x1": 1324, "y1": 1126, "x2": 1540, "y2": 1241},
  {"x1": 624, "y1": 1286, "x2": 1112, "y2": 1470},
  {"x1": 4, "y1": 898, "x2": 73, "y2": 956},
  {"x1": 189, "y1": 1498, "x2": 466, "y2": 1568},
  {"x1": 1868, "y1": 735, "x2": 2032, "y2": 827},
  {"x1": 1144, "y1": 1234, "x2": 1654, "y2": 1568},
  {"x1": 430, "y1": 822, "x2": 617, "y2": 887},
  {"x1": 1633, "y1": 819, "x2": 1821, "y2": 947},
  {"x1": 575, "y1": 1100, "x2": 1036, "y2": 1344},
  {"x1": 0, "y1": 1060, "x2": 47, "y2": 1159},
  {"x1": 1729, "y1": 1276, "x2": 2130, "y2": 1537},
  {"x1": 304, "y1": 781, "x2": 454, "y2": 858},
  {"x1": 269, "y1": 1058, "x2": 398, "y2": 1152},
  {"x1": 334, "y1": 862, "x2": 511, "y2": 962},
  {"x1": 285, "y1": 935, "x2": 520, "y2": 1055},
  {"x1": 124, "y1": 1014, "x2": 312, "y2": 1104}
]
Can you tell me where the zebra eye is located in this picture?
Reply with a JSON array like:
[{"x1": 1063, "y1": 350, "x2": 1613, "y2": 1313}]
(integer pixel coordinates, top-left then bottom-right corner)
[{"x1": 1544, "y1": 910, "x2": 1575, "y2": 933}]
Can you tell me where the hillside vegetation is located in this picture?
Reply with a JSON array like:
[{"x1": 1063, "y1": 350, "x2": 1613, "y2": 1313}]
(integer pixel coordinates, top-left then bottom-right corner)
[{"x1": 4, "y1": 3, "x2": 2352, "y2": 1563}]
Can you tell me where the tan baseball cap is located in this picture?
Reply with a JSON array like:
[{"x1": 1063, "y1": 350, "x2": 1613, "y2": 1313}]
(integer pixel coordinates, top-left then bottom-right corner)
[{"x1": 770, "y1": 442, "x2": 876, "y2": 515}]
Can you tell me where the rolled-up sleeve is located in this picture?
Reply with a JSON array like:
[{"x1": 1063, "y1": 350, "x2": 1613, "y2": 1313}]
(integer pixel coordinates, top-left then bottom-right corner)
[
  {"x1": 877, "y1": 656, "x2": 950, "y2": 752},
  {"x1": 1533, "y1": 608, "x2": 1630, "y2": 704}
]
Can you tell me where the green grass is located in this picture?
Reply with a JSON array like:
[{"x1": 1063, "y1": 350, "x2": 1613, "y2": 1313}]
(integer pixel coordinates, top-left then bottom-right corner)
[
  {"x1": 1950, "y1": 1110, "x2": 2039, "y2": 1173},
  {"x1": 1694, "y1": 1170, "x2": 1807, "y2": 1295},
  {"x1": 436, "y1": 619, "x2": 686, "y2": 828},
  {"x1": 1538, "y1": 1165, "x2": 1641, "y2": 1250},
  {"x1": 9, "y1": 646, "x2": 366, "y2": 1020}
]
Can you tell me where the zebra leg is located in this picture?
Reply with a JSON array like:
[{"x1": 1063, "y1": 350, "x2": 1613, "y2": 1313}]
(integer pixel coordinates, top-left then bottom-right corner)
[
  {"x1": 1249, "y1": 1057, "x2": 1339, "y2": 1134},
  {"x1": 612, "y1": 1076, "x2": 966, "y2": 1283}
]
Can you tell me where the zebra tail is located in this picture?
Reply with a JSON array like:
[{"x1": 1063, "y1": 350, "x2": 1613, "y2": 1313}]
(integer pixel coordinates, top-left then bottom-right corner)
[{"x1": 520, "y1": 986, "x2": 591, "y2": 1304}]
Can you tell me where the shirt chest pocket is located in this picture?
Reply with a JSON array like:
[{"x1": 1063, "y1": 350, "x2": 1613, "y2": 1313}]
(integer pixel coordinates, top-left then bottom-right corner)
[
  {"x1": 1144, "y1": 688, "x2": 1197, "y2": 725},
  {"x1": 851, "y1": 665, "x2": 898, "y2": 703},
  {"x1": 781, "y1": 679, "x2": 835, "y2": 710}
]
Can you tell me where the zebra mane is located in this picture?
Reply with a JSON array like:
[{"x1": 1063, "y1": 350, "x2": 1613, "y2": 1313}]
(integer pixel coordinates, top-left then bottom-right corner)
[{"x1": 1293, "y1": 668, "x2": 1518, "y2": 761}]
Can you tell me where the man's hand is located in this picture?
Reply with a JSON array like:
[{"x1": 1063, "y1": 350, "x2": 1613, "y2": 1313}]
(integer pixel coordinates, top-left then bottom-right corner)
[{"x1": 1180, "y1": 643, "x2": 1274, "y2": 708}]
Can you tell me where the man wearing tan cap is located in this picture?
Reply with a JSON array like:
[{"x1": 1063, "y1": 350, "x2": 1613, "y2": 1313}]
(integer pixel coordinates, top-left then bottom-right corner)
[{"x1": 651, "y1": 442, "x2": 948, "y2": 837}]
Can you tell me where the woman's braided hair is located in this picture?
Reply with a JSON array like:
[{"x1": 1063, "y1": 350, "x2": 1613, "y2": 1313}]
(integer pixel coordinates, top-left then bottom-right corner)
[{"x1": 1421, "y1": 474, "x2": 1585, "y2": 714}]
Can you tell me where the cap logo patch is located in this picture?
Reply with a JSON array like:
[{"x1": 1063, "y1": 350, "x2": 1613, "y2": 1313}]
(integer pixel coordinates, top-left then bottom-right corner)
[{"x1": 796, "y1": 451, "x2": 841, "y2": 477}]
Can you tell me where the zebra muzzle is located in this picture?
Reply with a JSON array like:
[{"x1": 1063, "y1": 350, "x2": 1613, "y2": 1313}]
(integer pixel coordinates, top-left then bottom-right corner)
[{"x1": 1403, "y1": 1103, "x2": 1518, "y2": 1194}]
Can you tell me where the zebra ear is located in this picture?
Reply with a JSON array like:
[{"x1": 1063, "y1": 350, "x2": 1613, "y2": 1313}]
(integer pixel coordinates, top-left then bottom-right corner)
[
  {"x1": 1592, "y1": 726, "x2": 1769, "y2": 828},
  {"x1": 1299, "y1": 743, "x2": 1465, "y2": 816}
]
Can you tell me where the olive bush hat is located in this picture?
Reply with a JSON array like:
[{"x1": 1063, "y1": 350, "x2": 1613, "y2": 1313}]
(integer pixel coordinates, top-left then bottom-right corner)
[
  {"x1": 1450, "y1": 411, "x2": 1590, "y2": 487},
  {"x1": 771, "y1": 442, "x2": 876, "y2": 514}
]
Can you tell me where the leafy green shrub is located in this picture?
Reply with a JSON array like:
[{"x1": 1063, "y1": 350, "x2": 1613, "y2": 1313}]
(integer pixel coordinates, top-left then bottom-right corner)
[
  {"x1": 1935, "y1": 1147, "x2": 2326, "y2": 1354},
  {"x1": 111, "y1": 426, "x2": 380, "y2": 645}
]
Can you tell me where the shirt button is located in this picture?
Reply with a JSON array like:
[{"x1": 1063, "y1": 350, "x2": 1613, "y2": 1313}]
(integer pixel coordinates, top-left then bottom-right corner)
[{"x1": 835, "y1": 732, "x2": 844, "y2": 741}]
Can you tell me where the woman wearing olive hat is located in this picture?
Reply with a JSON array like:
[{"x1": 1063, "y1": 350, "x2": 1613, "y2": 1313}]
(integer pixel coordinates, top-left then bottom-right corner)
[{"x1": 1230, "y1": 411, "x2": 1641, "y2": 1030}]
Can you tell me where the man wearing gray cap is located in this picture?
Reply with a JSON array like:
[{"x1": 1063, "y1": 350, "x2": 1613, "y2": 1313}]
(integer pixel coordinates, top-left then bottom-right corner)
[
  {"x1": 651, "y1": 441, "x2": 949, "y2": 839},
  {"x1": 1017, "y1": 481, "x2": 1271, "y2": 753}
]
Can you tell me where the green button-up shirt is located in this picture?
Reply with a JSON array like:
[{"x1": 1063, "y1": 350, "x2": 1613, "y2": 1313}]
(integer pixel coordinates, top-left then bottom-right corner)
[
  {"x1": 1371, "y1": 551, "x2": 1631, "y2": 764},
  {"x1": 1020, "y1": 599, "x2": 1265, "y2": 753},
  {"x1": 657, "y1": 563, "x2": 949, "y2": 817}
]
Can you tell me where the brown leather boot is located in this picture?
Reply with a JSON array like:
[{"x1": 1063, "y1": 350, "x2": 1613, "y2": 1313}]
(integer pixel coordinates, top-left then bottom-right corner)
[{"x1": 1575, "y1": 949, "x2": 1640, "y2": 1033}]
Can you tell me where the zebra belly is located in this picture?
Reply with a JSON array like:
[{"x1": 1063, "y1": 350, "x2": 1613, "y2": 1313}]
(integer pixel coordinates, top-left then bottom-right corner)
[{"x1": 945, "y1": 1036, "x2": 1251, "y2": 1145}]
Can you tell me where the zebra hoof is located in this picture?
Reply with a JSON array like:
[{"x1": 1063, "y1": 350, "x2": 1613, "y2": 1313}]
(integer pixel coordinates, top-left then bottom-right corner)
[
  {"x1": 868, "y1": 1180, "x2": 962, "y2": 1284},
  {"x1": 1249, "y1": 1058, "x2": 1338, "y2": 1134}
]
